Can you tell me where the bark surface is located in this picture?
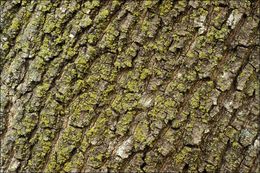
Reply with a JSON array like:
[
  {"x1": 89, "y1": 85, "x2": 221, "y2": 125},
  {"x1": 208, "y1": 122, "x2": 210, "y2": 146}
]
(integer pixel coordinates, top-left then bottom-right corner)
[{"x1": 0, "y1": 0, "x2": 260, "y2": 172}]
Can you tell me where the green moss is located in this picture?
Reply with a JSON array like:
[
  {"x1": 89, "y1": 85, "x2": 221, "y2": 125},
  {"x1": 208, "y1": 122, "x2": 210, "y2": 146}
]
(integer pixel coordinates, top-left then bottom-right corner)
[
  {"x1": 96, "y1": 9, "x2": 109, "y2": 22},
  {"x1": 186, "y1": 50, "x2": 195, "y2": 58},
  {"x1": 75, "y1": 55, "x2": 90, "y2": 73},
  {"x1": 111, "y1": 93, "x2": 140, "y2": 113},
  {"x1": 39, "y1": 1, "x2": 52, "y2": 12},
  {"x1": 176, "y1": 83, "x2": 186, "y2": 92},
  {"x1": 159, "y1": 0, "x2": 173, "y2": 15},
  {"x1": 232, "y1": 141, "x2": 240, "y2": 148},
  {"x1": 86, "y1": 117, "x2": 107, "y2": 138},
  {"x1": 57, "y1": 145, "x2": 75, "y2": 164},
  {"x1": 96, "y1": 153, "x2": 104, "y2": 162},
  {"x1": 125, "y1": 58, "x2": 133, "y2": 67},
  {"x1": 174, "y1": 147, "x2": 192, "y2": 164},
  {"x1": 87, "y1": 45, "x2": 96, "y2": 56},
  {"x1": 27, "y1": 130, "x2": 54, "y2": 169},
  {"x1": 88, "y1": 151, "x2": 107, "y2": 168},
  {"x1": 155, "y1": 35, "x2": 173, "y2": 53},
  {"x1": 45, "y1": 159, "x2": 58, "y2": 172},
  {"x1": 134, "y1": 120, "x2": 148, "y2": 144},
  {"x1": 144, "y1": 1, "x2": 153, "y2": 8},
  {"x1": 33, "y1": 57, "x2": 45, "y2": 70},
  {"x1": 215, "y1": 26, "x2": 229, "y2": 41},
  {"x1": 2, "y1": 42, "x2": 10, "y2": 50},
  {"x1": 225, "y1": 126, "x2": 238, "y2": 139},
  {"x1": 165, "y1": 81, "x2": 177, "y2": 94},
  {"x1": 87, "y1": 34, "x2": 97, "y2": 44},
  {"x1": 116, "y1": 111, "x2": 135, "y2": 136},
  {"x1": 127, "y1": 80, "x2": 139, "y2": 92},
  {"x1": 172, "y1": 119, "x2": 184, "y2": 128},
  {"x1": 92, "y1": 0, "x2": 100, "y2": 8},
  {"x1": 63, "y1": 162, "x2": 73, "y2": 172},
  {"x1": 244, "y1": 74, "x2": 258, "y2": 96},
  {"x1": 73, "y1": 80, "x2": 85, "y2": 93},
  {"x1": 175, "y1": 0, "x2": 187, "y2": 12},
  {"x1": 66, "y1": 47, "x2": 77, "y2": 58},
  {"x1": 148, "y1": 95, "x2": 171, "y2": 120},
  {"x1": 18, "y1": 114, "x2": 37, "y2": 135},
  {"x1": 100, "y1": 30, "x2": 118, "y2": 50},
  {"x1": 38, "y1": 42, "x2": 53, "y2": 60},
  {"x1": 140, "y1": 68, "x2": 151, "y2": 80},
  {"x1": 205, "y1": 164, "x2": 216, "y2": 172},
  {"x1": 10, "y1": 18, "x2": 21, "y2": 31},
  {"x1": 85, "y1": 74, "x2": 100, "y2": 87},
  {"x1": 114, "y1": 57, "x2": 133, "y2": 69},
  {"x1": 125, "y1": 46, "x2": 137, "y2": 57},
  {"x1": 164, "y1": 99, "x2": 176, "y2": 108},
  {"x1": 190, "y1": 92, "x2": 200, "y2": 108},
  {"x1": 141, "y1": 20, "x2": 149, "y2": 33},
  {"x1": 80, "y1": 16, "x2": 92, "y2": 28},
  {"x1": 40, "y1": 113, "x2": 56, "y2": 128},
  {"x1": 103, "y1": 84, "x2": 115, "y2": 96},
  {"x1": 185, "y1": 70, "x2": 197, "y2": 81},
  {"x1": 35, "y1": 83, "x2": 50, "y2": 97},
  {"x1": 54, "y1": 128, "x2": 82, "y2": 166},
  {"x1": 199, "y1": 51, "x2": 207, "y2": 59},
  {"x1": 43, "y1": 18, "x2": 56, "y2": 33},
  {"x1": 111, "y1": 0, "x2": 121, "y2": 9},
  {"x1": 28, "y1": 142, "x2": 51, "y2": 165}
]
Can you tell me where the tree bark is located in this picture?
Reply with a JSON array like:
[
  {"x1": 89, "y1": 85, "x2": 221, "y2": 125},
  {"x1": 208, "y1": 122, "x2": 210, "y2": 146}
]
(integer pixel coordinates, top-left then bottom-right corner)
[{"x1": 0, "y1": 0, "x2": 259, "y2": 172}]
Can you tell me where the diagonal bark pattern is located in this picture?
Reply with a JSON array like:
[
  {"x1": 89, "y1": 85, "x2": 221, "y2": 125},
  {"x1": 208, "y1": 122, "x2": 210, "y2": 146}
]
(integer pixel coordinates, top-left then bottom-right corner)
[{"x1": 0, "y1": 0, "x2": 259, "y2": 172}]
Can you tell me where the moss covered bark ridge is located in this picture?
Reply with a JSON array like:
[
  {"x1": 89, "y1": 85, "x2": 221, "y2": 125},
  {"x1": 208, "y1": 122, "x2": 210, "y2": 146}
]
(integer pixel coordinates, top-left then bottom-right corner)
[{"x1": 0, "y1": 0, "x2": 259, "y2": 172}]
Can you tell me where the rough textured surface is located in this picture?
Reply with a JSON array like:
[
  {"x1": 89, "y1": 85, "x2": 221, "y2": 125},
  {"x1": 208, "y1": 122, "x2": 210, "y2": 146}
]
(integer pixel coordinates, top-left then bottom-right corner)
[{"x1": 0, "y1": 0, "x2": 259, "y2": 172}]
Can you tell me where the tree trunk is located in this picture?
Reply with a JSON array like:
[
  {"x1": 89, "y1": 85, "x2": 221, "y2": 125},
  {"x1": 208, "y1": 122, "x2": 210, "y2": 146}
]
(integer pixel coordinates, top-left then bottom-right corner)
[{"x1": 1, "y1": 0, "x2": 259, "y2": 172}]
